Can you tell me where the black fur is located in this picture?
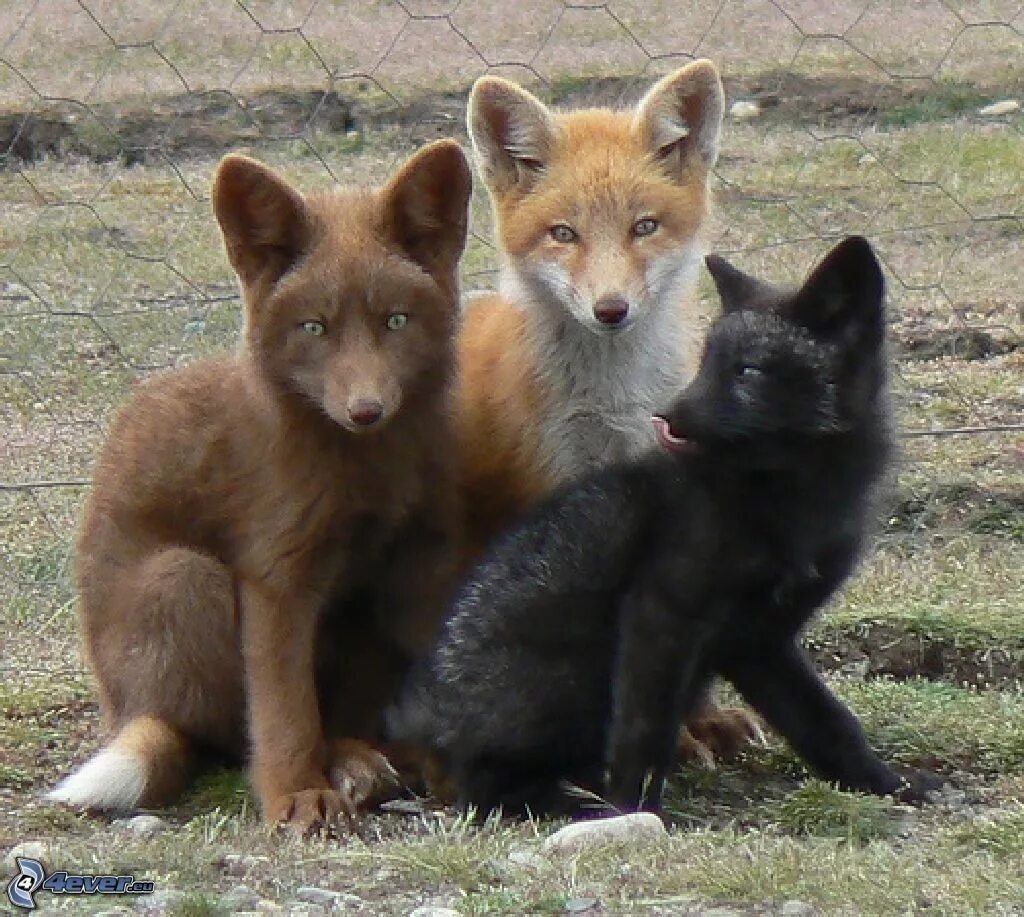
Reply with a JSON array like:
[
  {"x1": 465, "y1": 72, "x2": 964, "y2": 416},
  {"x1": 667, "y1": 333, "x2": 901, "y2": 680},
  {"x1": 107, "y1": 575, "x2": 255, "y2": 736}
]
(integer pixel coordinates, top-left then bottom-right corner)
[{"x1": 390, "y1": 236, "x2": 939, "y2": 816}]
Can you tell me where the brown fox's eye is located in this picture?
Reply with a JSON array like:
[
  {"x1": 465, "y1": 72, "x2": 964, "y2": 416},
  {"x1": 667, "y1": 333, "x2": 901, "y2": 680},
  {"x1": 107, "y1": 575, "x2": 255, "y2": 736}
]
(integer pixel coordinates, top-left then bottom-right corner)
[
  {"x1": 300, "y1": 320, "x2": 326, "y2": 336},
  {"x1": 386, "y1": 312, "x2": 408, "y2": 331},
  {"x1": 633, "y1": 218, "x2": 658, "y2": 237},
  {"x1": 550, "y1": 224, "x2": 578, "y2": 244}
]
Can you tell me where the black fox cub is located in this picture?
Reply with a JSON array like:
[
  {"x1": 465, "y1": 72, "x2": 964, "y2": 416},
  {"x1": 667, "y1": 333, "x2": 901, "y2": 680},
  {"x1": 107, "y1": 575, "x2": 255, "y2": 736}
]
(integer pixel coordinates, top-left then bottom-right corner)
[{"x1": 390, "y1": 236, "x2": 941, "y2": 816}]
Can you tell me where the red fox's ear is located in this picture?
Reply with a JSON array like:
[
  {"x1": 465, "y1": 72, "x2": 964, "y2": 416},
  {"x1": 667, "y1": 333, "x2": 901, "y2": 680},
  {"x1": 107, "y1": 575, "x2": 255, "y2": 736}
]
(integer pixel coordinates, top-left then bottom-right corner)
[
  {"x1": 379, "y1": 140, "x2": 472, "y2": 288},
  {"x1": 634, "y1": 59, "x2": 724, "y2": 179},
  {"x1": 468, "y1": 76, "x2": 556, "y2": 194},
  {"x1": 212, "y1": 154, "x2": 312, "y2": 290}
]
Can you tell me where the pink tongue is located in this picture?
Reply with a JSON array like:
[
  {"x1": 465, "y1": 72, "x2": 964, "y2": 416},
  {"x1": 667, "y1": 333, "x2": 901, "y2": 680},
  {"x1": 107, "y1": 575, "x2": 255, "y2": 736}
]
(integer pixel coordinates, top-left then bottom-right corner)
[{"x1": 652, "y1": 416, "x2": 690, "y2": 452}]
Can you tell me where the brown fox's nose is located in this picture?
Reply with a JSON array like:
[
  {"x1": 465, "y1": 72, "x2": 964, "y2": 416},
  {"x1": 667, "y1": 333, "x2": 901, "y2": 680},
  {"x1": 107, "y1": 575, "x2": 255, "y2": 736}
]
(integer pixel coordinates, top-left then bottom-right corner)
[
  {"x1": 594, "y1": 296, "x2": 629, "y2": 325},
  {"x1": 348, "y1": 399, "x2": 384, "y2": 426}
]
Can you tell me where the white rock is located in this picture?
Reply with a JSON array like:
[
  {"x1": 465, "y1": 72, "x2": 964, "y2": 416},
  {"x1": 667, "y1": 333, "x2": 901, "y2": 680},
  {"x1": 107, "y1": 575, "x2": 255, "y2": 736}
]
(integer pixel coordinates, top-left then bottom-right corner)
[
  {"x1": 134, "y1": 889, "x2": 185, "y2": 911},
  {"x1": 119, "y1": 814, "x2": 168, "y2": 837},
  {"x1": 729, "y1": 100, "x2": 761, "y2": 120},
  {"x1": 978, "y1": 99, "x2": 1019, "y2": 116},
  {"x1": 506, "y1": 846, "x2": 546, "y2": 871},
  {"x1": 858, "y1": 153, "x2": 878, "y2": 166},
  {"x1": 223, "y1": 884, "x2": 262, "y2": 910},
  {"x1": 781, "y1": 901, "x2": 817, "y2": 916},
  {"x1": 4, "y1": 841, "x2": 49, "y2": 870},
  {"x1": 408, "y1": 909, "x2": 462, "y2": 917},
  {"x1": 542, "y1": 812, "x2": 667, "y2": 856}
]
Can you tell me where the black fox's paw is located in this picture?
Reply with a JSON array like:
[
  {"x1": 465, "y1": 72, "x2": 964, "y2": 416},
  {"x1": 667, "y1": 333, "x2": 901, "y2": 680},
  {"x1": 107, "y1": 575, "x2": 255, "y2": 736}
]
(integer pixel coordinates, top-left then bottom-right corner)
[{"x1": 892, "y1": 768, "x2": 946, "y2": 805}]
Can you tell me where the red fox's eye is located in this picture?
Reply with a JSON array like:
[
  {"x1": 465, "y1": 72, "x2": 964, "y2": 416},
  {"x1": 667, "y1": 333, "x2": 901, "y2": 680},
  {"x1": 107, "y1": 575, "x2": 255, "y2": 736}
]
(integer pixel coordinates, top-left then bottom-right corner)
[
  {"x1": 300, "y1": 320, "x2": 326, "y2": 336},
  {"x1": 550, "y1": 224, "x2": 578, "y2": 244},
  {"x1": 386, "y1": 312, "x2": 408, "y2": 331},
  {"x1": 633, "y1": 218, "x2": 659, "y2": 238}
]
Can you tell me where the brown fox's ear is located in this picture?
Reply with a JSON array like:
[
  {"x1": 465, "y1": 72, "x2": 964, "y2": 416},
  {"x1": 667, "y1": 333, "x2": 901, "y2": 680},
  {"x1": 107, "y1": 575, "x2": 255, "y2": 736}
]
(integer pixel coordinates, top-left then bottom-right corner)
[
  {"x1": 212, "y1": 154, "x2": 312, "y2": 290},
  {"x1": 634, "y1": 59, "x2": 724, "y2": 179},
  {"x1": 468, "y1": 76, "x2": 556, "y2": 194},
  {"x1": 379, "y1": 140, "x2": 472, "y2": 287}
]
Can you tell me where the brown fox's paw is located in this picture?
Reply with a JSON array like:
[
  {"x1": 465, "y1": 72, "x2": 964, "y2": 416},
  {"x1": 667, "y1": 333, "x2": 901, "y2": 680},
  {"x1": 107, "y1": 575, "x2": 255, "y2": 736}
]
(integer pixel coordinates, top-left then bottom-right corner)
[
  {"x1": 327, "y1": 738, "x2": 403, "y2": 811},
  {"x1": 266, "y1": 787, "x2": 354, "y2": 837},
  {"x1": 678, "y1": 703, "x2": 767, "y2": 766}
]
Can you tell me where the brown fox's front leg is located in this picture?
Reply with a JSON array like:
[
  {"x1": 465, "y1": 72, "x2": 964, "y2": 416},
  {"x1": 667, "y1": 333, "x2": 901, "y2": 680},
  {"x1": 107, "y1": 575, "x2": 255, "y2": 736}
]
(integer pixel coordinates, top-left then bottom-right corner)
[{"x1": 239, "y1": 579, "x2": 349, "y2": 835}]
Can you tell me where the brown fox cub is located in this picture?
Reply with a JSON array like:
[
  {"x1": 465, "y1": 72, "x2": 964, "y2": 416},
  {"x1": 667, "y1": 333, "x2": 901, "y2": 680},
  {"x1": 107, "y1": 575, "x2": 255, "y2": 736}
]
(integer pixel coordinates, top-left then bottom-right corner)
[
  {"x1": 457, "y1": 61, "x2": 760, "y2": 761},
  {"x1": 49, "y1": 140, "x2": 472, "y2": 834}
]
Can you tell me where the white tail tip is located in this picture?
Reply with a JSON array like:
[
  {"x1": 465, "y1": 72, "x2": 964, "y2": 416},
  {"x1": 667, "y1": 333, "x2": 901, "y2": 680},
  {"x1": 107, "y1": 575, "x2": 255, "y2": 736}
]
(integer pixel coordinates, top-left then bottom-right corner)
[{"x1": 47, "y1": 748, "x2": 148, "y2": 812}]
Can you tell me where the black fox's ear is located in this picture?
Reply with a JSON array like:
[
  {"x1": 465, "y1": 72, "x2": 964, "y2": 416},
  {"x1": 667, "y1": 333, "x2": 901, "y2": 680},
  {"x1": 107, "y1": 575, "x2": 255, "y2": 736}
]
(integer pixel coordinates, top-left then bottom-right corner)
[
  {"x1": 380, "y1": 139, "x2": 472, "y2": 288},
  {"x1": 468, "y1": 76, "x2": 556, "y2": 194},
  {"x1": 790, "y1": 236, "x2": 885, "y2": 343},
  {"x1": 635, "y1": 59, "x2": 724, "y2": 179},
  {"x1": 706, "y1": 253, "x2": 778, "y2": 314},
  {"x1": 212, "y1": 154, "x2": 312, "y2": 291}
]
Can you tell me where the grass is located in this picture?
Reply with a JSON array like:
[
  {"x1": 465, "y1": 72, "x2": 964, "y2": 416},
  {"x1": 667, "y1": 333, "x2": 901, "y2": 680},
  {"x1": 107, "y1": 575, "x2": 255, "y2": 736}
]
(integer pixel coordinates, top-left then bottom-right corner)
[{"x1": 1, "y1": 13, "x2": 1023, "y2": 913}]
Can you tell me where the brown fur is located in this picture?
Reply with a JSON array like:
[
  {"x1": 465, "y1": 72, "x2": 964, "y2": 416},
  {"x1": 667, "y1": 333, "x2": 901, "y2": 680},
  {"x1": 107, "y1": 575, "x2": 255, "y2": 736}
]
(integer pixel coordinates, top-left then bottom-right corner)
[{"x1": 55, "y1": 141, "x2": 472, "y2": 834}]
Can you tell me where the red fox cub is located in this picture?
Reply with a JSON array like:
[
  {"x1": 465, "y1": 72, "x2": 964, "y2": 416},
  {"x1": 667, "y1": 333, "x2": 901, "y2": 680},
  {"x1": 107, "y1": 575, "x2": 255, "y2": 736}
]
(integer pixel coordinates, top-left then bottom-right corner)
[
  {"x1": 457, "y1": 61, "x2": 763, "y2": 762},
  {"x1": 49, "y1": 141, "x2": 472, "y2": 835}
]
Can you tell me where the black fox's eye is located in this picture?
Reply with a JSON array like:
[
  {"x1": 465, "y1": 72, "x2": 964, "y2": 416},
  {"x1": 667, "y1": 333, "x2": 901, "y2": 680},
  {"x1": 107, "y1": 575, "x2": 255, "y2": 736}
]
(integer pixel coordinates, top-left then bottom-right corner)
[
  {"x1": 300, "y1": 320, "x2": 326, "y2": 336},
  {"x1": 737, "y1": 363, "x2": 763, "y2": 378},
  {"x1": 550, "y1": 224, "x2": 578, "y2": 244},
  {"x1": 633, "y1": 217, "x2": 659, "y2": 237}
]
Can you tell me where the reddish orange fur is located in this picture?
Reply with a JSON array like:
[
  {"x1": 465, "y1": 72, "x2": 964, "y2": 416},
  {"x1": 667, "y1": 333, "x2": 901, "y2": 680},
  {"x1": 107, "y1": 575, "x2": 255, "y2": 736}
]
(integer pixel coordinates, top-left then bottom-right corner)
[
  {"x1": 455, "y1": 63, "x2": 763, "y2": 762},
  {"x1": 65, "y1": 140, "x2": 471, "y2": 833}
]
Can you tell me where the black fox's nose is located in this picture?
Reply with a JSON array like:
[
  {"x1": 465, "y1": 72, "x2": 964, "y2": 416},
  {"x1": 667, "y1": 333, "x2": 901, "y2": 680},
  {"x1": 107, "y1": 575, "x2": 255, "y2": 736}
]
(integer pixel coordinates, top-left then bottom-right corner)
[
  {"x1": 594, "y1": 296, "x2": 629, "y2": 325},
  {"x1": 348, "y1": 399, "x2": 384, "y2": 426}
]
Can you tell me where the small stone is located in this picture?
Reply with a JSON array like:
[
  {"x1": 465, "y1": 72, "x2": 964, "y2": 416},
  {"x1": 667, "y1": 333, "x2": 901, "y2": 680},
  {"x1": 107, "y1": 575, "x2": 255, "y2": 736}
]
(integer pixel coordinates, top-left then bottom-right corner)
[
  {"x1": 295, "y1": 886, "x2": 360, "y2": 909},
  {"x1": 4, "y1": 841, "x2": 49, "y2": 870},
  {"x1": 729, "y1": 100, "x2": 761, "y2": 120},
  {"x1": 978, "y1": 99, "x2": 1019, "y2": 116},
  {"x1": 219, "y1": 853, "x2": 271, "y2": 875},
  {"x1": 506, "y1": 846, "x2": 545, "y2": 871},
  {"x1": 408, "y1": 908, "x2": 461, "y2": 917},
  {"x1": 542, "y1": 812, "x2": 667, "y2": 856},
  {"x1": 858, "y1": 153, "x2": 878, "y2": 166},
  {"x1": 565, "y1": 897, "x2": 602, "y2": 913},
  {"x1": 118, "y1": 814, "x2": 169, "y2": 837},
  {"x1": 701, "y1": 909, "x2": 743, "y2": 917},
  {"x1": 780, "y1": 901, "x2": 816, "y2": 916},
  {"x1": 135, "y1": 888, "x2": 185, "y2": 911},
  {"x1": 223, "y1": 884, "x2": 262, "y2": 910}
]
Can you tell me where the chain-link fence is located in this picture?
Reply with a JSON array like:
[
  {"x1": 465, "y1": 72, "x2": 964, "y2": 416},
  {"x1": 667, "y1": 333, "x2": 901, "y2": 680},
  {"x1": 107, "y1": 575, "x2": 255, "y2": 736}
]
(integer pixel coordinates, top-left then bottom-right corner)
[{"x1": 1, "y1": 1, "x2": 1022, "y2": 654}]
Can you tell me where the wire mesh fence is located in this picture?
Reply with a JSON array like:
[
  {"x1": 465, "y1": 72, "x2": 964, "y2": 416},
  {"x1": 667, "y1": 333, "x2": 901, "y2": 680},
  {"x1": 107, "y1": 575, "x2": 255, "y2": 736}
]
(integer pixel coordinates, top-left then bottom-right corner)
[{"x1": 1, "y1": 1, "x2": 1022, "y2": 644}]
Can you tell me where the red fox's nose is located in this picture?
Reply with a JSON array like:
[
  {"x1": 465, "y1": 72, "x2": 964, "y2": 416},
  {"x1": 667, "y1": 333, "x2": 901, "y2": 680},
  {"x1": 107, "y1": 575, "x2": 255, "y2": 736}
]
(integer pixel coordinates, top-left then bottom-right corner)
[
  {"x1": 594, "y1": 296, "x2": 629, "y2": 325},
  {"x1": 348, "y1": 399, "x2": 384, "y2": 426}
]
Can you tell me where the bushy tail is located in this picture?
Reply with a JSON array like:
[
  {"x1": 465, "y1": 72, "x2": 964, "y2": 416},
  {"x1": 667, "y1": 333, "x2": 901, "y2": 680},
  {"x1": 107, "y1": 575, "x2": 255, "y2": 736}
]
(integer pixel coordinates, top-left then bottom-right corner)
[{"x1": 47, "y1": 715, "x2": 192, "y2": 811}]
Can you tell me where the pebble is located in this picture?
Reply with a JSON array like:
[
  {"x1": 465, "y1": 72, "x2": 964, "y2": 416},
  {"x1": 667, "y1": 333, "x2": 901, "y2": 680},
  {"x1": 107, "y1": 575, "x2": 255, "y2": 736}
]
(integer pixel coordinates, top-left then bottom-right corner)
[
  {"x1": 506, "y1": 846, "x2": 546, "y2": 871},
  {"x1": 858, "y1": 153, "x2": 878, "y2": 166},
  {"x1": 978, "y1": 99, "x2": 1020, "y2": 117},
  {"x1": 408, "y1": 908, "x2": 462, "y2": 917},
  {"x1": 565, "y1": 897, "x2": 602, "y2": 913},
  {"x1": 542, "y1": 812, "x2": 667, "y2": 856},
  {"x1": 116, "y1": 814, "x2": 169, "y2": 837},
  {"x1": 780, "y1": 901, "x2": 816, "y2": 916},
  {"x1": 295, "y1": 886, "x2": 364, "y2": 909},
  {"x1": 223, "y1": 884, "x2": 262, "y2": 910},
  {"x1": 219, "y1": 853, "x2": 272, "y2": 875},
  {"x1": 4, "y1": 841, "x2": 49, "y2": 870},
  {"x1": 134, "y1": 888, "x2": 185, "y2": 911},
  {"x1": 729, "y1": 100, "x2": 762, "y2": 120}
]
